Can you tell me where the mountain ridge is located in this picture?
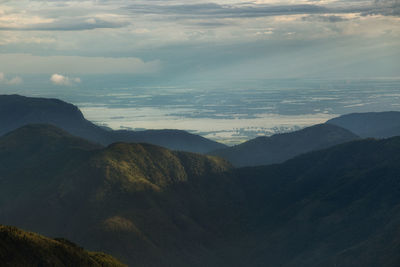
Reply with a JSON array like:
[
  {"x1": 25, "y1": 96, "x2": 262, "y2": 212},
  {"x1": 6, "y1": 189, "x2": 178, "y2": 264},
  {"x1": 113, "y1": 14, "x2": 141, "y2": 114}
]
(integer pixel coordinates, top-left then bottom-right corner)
[
  {"x1": 210, "y1": 123, "x2": 359, "y2": 167},
  {"x1": 327, "y1": 111, "x2": 400, "y2": 138},
  {"x1": 0, "y1": 94, "x2": 226, "y2": 153}
]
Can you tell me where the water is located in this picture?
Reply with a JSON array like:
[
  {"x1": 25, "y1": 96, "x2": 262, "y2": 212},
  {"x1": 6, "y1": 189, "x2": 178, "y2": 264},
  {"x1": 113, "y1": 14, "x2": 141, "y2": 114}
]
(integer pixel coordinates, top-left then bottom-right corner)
[{"x1": 1, "y1": 76, "x2": 400, "y2": 144}]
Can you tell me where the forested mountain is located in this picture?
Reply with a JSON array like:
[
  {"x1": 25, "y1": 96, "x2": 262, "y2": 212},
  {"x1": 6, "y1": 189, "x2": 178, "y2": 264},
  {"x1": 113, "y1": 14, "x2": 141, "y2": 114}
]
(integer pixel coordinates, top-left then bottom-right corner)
[{"x1": 0, "y1": 124, "x2": 235, "y2": 266}]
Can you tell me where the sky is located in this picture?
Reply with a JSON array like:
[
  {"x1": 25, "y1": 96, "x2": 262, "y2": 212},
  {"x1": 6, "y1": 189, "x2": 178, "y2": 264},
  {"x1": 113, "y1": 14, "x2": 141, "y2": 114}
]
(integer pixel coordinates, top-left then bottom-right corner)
[{"x1": 0, "y1": 0, "x2": 399, "y2": 84}]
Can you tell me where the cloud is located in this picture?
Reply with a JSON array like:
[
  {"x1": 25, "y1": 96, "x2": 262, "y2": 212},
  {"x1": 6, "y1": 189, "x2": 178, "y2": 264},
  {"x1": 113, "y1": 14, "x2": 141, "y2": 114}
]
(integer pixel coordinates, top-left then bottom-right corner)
[
  {"x1": 126, "y1": 3, "x2": 331, "y2": 19},
  {"x1": 124, "y1": 2, "x2": 379, "y2": 20},
  {"x1": 302, "y1": 15, "x2": 348, "y2": 23},
  {"x1": 190, "y1": 21, "x2": 230, "y2": 28},
  {"x1": 0, "y1": 72, "x2": 23, "y2": 85},
  {"x1": 362, "y1": 0, "x2": 400, "y2": 16},
  {"x1": 50, "y1": 73, "x2": 80, "y2": 86},
  {"x1": 0, "y1": 54, "x2": 161, "y2": 74},
  {"x1": 124, "y1": 1, "x2": 400, "y2": 21},
  {"x1": 0, "y1": 17, "x2": 129, "y2": 31}
]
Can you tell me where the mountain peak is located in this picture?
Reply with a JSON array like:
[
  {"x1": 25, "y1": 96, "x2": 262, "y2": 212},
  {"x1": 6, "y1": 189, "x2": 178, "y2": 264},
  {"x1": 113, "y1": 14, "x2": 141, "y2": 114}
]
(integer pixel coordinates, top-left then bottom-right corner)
[{"x1": 90, "y1": 142, "x2": 232, "y2": 193}]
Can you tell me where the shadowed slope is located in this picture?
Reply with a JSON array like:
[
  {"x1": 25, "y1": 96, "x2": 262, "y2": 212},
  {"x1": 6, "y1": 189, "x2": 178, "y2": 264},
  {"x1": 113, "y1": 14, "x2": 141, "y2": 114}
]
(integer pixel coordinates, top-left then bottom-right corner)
[
  {"x1": 327, "y1": 111, "x2": 400, "y2": 138},
  {"x1": 2, "y1": 124, "x2": 400, "y2": 266},
  {"x1": 234, "y1": 137, "x2": 400, "y2": 267},
  {"x1": 211, "y1": 123, "x2": 359, "y2": 167}
]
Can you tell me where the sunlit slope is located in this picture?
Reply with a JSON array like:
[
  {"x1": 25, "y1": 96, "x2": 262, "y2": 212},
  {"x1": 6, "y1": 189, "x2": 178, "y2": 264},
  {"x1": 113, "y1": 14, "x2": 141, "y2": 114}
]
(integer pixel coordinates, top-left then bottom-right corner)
[
  {"x1": 0, "y1": 225, "x2": 126, "y2": 267},
  {"x1": 0, "y1": 124, "x2": 236, "y2": 266}
]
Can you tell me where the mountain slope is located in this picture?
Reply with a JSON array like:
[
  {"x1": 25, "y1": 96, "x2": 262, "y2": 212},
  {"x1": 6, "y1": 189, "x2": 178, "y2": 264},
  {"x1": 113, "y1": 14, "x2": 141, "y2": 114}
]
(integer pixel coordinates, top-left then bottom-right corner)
[
  {"x1": 327, "y1": 111, "x2": 400, "y2": 138},
  {"x1": 0, "y1": 94, "x2": 226, "y2": 153},
  {"x1": 233, "y1": 137, "x2": 400, "y2": 267},
  {"x1": 2, "y1": 124, "x2": 400, "y2": 266},
  {"x1": 0, "y1": 124, "x2": 237, "y2": 266},
  {"x1": 210, "y1": 123, "x2": 359, "y2": 167},
  {"x1": 0, "y1": 225, "x2": 126, "y2": 267}
]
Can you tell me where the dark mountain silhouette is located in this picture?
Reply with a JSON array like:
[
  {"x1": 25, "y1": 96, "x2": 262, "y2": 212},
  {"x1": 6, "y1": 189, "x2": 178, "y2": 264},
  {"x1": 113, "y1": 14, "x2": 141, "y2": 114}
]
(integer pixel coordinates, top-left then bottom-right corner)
[
  {"x1": 0, "y1": 94, "x2": 226, "y2": 153},
  {"x1": 0, "y1": 225, "x2": 126, "y2": 267},
  {"x1": 2, "y1": 124, "x2": 400, "y2": 266},
  {"x1": 327, "y1": 111, "x2": 400, "y2": 138},
  {"x1": 210, "y1": 123, "x2": 359, "y2": 167}
]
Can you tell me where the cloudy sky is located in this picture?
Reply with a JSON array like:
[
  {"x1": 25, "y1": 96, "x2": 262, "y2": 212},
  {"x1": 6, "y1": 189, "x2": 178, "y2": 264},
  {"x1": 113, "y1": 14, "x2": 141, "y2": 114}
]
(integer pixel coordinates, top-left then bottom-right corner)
[{"x1": 0, "y1": 0, "x2": 399, "y2": 81}]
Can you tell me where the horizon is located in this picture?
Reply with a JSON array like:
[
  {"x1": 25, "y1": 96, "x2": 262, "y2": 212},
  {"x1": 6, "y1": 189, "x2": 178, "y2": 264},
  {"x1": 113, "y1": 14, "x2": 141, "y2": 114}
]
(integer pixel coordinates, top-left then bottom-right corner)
[
  {"x1": 1, "y1": 76, "x2": 400, "y2": 145},
  {"x1": 1, "y1": 0, "x2": 399, "y2": 144}
]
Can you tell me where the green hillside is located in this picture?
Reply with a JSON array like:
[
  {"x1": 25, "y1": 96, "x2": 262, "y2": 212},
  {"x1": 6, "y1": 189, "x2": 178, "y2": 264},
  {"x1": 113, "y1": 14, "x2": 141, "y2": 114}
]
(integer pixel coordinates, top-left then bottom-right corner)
[
  {"x1": 0, "y1": 225, "x2": 126, "y2": 267},
  {"x1": 0, "y1": 124, "x2": 236, "y2": 266}
]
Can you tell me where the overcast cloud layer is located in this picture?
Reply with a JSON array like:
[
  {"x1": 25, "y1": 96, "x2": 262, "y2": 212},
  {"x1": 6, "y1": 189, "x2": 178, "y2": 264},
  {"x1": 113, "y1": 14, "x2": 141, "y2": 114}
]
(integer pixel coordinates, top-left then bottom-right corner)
[{"x1": 0, "y1": 0, "x2": 399, "y2": 78}]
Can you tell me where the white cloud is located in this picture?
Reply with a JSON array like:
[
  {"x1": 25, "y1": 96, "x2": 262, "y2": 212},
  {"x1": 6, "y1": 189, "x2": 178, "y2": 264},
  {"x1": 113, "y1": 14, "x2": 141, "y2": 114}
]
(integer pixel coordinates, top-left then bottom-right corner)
[
  {"x1": 50, "y1": 73, "x2": 80, "y2": 86},
  {"x1": 0, "y1": 72, "x2": 4, "y2": 81}
]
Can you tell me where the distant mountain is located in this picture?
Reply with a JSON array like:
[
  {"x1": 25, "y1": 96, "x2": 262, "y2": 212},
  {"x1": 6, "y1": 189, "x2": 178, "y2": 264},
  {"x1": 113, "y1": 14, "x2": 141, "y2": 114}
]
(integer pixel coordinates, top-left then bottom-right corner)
[
  {"x1": 327, "y1": 111, "x2": 400, "y2": 138},
  {"x1": 210, "y1": 123, "x2": 359, "y2": 167},
  {"x1": 0, "y1": 225, "x2": 126, "y2": 267},
  {"x1": 2, "y1": 124, "x2": 400, "y2": 266},
  {"x1": 0, "y1": 94, "x2": 226, "y2": 153}
]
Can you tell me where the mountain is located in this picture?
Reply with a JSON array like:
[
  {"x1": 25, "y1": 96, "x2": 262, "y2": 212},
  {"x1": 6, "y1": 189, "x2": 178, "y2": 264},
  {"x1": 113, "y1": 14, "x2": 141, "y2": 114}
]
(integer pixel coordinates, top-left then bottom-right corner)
[
  {"x1": 210, "y1": 123, "x2": 359, "y2": 167},
  {"x1": 0, "y1": 225, "x2": 126, "y2": 267},
  {"x1": 327, "y1": 111, "x2": 400, "y2": 138},
  {"x1": 0, "y1": 124, "x2": 237, "y2": 266},
  {"x1": 2, "y1": 124, "x2": 400, "y2": 266},
  {"x1": 0, "y1": 94, "x2": 226, "y2": 153},
  {"x1": 233, "y1": 137, "x2": 400, "y2": 267}
]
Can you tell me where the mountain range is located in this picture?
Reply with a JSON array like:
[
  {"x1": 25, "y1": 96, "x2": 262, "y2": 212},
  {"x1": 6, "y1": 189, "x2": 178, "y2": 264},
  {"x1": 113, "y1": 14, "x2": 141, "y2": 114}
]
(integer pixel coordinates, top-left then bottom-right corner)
[
  {"x1": 5, "y1": 94, "x2": 400, "y2": 168},
  {"x1": 0, "y1": 94, "x2": 226, "y2": 153},
  {"x1": 1, "y1": 123, "x2": 400, "y2": 266}
]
